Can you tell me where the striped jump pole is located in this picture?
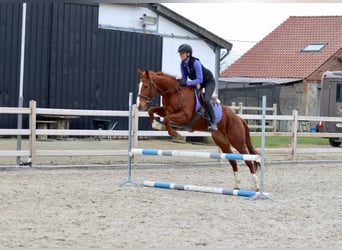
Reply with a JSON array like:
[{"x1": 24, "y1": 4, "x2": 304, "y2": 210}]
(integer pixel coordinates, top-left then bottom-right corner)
[
  {"x1": 118, "y1": 92, "x2": 141, "y2": 187},
  {"x1": 131, "y1": 148, "x2": 261, "y2": 162},
  {"x1": 143, "y1": 180, "x2": 269, "y2": 198}
]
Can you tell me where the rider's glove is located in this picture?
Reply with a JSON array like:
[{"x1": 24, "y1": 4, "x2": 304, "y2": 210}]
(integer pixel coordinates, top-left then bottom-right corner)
[{"x1": 177, "y1": 78, "x2": 187, "y2": 86}]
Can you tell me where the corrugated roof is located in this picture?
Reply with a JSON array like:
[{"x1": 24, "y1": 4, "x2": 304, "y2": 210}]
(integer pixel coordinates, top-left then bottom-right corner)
[
  {"x1": 219, "y1": 77, "x2": 302, "y2": 84},
  {"x1": 221, "y1": 16, "x2": 342, "y2": 78},
  {"x1": 218, "y1": 77, "x2": 302, "y2": 89}
]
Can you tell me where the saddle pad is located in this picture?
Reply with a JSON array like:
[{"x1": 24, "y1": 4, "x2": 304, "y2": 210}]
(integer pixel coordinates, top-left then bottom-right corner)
[{"x1": 194, "y1": 91, "x2": 223, "y2": 124}]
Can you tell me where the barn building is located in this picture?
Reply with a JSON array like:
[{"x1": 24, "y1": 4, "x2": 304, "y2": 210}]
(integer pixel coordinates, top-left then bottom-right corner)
[{"x1": 0, "y1": 3, "x2": 232, "y2": 130}]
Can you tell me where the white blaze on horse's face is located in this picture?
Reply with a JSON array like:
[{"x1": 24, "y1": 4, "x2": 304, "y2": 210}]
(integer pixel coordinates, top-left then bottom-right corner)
[
  {"x1": 136, "y1": 81, "x2": 143, "y2": 109},
  {"x1": 136, "y1": 81, "x2": 142, "y2": 106}
]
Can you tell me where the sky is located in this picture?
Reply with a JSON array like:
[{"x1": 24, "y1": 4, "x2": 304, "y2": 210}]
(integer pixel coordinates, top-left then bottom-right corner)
[{"x1": 163, "y1": 2, "x2": 342, "y2": 66}]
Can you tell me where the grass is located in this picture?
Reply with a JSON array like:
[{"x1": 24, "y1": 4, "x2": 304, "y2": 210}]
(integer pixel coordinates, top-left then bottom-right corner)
[{"x1": 251, "y1": 136, "x2": 329, "y2": 148}]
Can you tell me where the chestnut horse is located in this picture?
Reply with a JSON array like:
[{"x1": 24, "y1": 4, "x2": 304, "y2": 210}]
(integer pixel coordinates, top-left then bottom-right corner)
[{"x1": 136, "y1": 69, "x2": 260, "y2": 191}]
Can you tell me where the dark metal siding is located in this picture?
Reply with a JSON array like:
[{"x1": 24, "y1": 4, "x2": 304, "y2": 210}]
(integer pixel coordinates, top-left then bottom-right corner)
[
  {"x1": 0, "y1": 3, "x2": 22, "y2": 127},
  {"x1": 218, "y1": 84, "x2": 280, "y2": 112},
  {"x1": 25, "y1": 3, "x2": 53, "y2": 108},
  {"x1": 0, "y1": 3, "x2": 162, "y2": 130}
]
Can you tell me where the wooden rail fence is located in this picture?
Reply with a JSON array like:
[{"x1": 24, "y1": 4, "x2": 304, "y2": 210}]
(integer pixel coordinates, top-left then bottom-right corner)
[{"x1": 0, "y1": 100, "x2": 342, "y2": 165}]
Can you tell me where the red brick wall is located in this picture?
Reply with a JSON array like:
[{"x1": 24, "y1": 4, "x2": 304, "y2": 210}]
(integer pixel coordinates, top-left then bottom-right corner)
[{"x1": 307, "y1": 48, "x2": 342, "y2": 81}]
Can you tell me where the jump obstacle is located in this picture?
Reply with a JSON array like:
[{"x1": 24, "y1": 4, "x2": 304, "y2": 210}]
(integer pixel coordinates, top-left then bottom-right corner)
[
  {"x1": 143, "y1": 181, "x2": 269, "y2": 197},
  {"x1": 119, "y1": 93, "x2": 273, "y2": 201},
  {"x1": 130, "y1": 148, "x2": 261, "y2": 162}
]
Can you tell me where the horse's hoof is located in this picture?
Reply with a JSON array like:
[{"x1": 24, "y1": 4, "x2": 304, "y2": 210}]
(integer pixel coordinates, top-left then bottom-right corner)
[
  {"x1": 152, "y1": 120, "x2": 165, "y2": 130},
  {"x1": 170, "y1": 131, "x2": 180, "y2": 138},
  {"x1": 171, "y1": 136, "x2": 186, "y2": 144},
  {"x1": 251, "y1": 187, "x2": 260, "y2": 192}
]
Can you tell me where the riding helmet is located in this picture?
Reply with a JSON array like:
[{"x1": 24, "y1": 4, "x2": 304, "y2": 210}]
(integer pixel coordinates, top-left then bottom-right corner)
[{"x1": 178, "y1": 44, "x2": 192, "y2": 55}]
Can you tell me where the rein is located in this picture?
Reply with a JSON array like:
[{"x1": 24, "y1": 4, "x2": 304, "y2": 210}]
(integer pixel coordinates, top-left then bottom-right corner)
[
  {"x1": 138, "y1": 78, "x2": 158, "y2": 103},
  {"x1": 139, "y1": 74, "x2": 182, "y2": 103}
]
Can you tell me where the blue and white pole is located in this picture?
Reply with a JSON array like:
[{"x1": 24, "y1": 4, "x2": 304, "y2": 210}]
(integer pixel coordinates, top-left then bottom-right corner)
[
  {"x1": 143, "y1": 180, "x2": 269, "y2": 198},
  {"x1": 131, "y1": 148, "x2": 261, "y2": 162}
]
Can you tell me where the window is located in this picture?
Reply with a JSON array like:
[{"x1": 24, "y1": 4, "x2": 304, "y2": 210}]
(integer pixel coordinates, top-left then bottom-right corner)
[
  {"x1": 301, "y1": 43, "x2": 327, "y2": 52},
  {"x1": 336, "y1": 83, "x2": 342, "y2": 102}
]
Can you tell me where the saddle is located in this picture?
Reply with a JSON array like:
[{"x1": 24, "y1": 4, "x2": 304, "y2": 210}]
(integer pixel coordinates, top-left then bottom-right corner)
[
  {"x1": 197, "y1": 88, "x2": 206, "y2": 114},
  {"x1": 196, "y1": 86, "x2": 220, "y2": 114},
  {"x1": 171, "y1": 87, "x2": 221, "y2": 132}
]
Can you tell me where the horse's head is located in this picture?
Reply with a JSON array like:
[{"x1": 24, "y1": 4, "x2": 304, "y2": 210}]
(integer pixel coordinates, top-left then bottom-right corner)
[{"x1": 136, "y1": 69, "x2": 159, "y2": 111}]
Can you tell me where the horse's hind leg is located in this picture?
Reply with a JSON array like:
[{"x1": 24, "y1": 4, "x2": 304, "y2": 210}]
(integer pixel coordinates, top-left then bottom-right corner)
[
  {"x1": 212, "y1": 130, "x2": 260, "y2": 191},
  {"x1": 231, "y1": 142, "x2": 260, "y2": 191},
  {"x1": 229, "y1": 159, "x2": 241, "y2": 190},
  {"x1": 244, "y1": 160, "x2": 259, "y2": 191},
  {"x1": 211, "y1": 131, "x2": 241, "y2": 190}
]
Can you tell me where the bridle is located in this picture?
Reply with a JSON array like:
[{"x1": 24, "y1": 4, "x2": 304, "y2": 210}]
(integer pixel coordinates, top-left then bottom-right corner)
[
  {"x1": 138, "y1": 76, "x2": 181, "y2": 103},
  {"x1": 138, "y1": 78, "x2": 158, "y2": 103}
]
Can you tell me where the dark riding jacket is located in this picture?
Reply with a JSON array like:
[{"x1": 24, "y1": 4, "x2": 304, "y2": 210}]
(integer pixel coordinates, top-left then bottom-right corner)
[{"x1": 180, "y1": 57, "x2": 214, "y2": 88}]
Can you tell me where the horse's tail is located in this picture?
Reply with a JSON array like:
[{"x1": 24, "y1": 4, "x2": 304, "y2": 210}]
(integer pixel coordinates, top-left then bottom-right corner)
[{"x1": 242, "y1": 118, "x2": 260, "y2": 172}]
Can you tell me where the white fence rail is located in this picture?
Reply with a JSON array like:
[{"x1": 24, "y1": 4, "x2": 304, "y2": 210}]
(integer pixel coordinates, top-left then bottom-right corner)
[{"x1": 1, "y1": 100, "x2": 342, "y2": 165}]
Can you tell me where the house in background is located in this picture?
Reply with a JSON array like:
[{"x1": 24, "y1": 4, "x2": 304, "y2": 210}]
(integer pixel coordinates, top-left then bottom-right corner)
[{"x1": 219, "y1": 16, "x2": 342, "y2": 128}]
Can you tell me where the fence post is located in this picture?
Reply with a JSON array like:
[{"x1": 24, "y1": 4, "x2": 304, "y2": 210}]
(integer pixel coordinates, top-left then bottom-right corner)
[
  {"x1": 29, "y1": 100, "x2": 37, "y2": 165},
  {"x1": 238, "y1": 102, "x2": 243, "y2": 114},
  {"x1": 231, "y1": 102, "x2": 236, "y2": 113},
  {"x1": 291, "y1": 110, "x2": 298, "y2": 161},
  {"x1": 272, "y1": 103, "x2": 277, "y2": 132}
]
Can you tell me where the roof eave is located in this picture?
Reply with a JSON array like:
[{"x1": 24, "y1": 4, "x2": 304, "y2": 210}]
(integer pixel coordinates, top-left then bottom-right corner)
[
  {"x1": 218, "y1": 77, "x2": 304, "y2": 84},
  {"x1": 148, "y1": 3, "x2": 232, "y2": 51}
]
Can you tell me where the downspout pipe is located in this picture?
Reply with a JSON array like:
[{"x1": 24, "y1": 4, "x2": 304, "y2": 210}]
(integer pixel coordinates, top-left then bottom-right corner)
[{"x1": 215, "y1": 47, "x2": 230, "y2": 96}]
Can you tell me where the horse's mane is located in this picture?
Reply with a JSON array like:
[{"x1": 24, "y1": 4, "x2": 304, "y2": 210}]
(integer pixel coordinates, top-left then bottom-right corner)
[{"x1": 155, "y1": 71, "x2": 177, "y2": 81}]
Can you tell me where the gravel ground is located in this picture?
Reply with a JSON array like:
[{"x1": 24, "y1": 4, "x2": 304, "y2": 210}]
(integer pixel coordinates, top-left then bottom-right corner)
[{"x1": 0, "y1": 137, "x2": 341, "y2": 247}]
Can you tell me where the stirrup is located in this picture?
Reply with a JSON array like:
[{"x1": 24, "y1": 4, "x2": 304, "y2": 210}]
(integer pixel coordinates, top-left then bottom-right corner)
[
  {"x1": 197, "y1": 111, "x2": 205, "y2": 117},
  {"x1": 208, "y1": 123, "x2": 217, "y2": 131}
]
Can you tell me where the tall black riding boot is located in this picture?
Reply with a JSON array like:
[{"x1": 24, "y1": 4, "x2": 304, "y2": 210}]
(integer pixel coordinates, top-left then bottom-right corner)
[{"x1": 205, "y1": 100, "x2": 217, "y2": 131}]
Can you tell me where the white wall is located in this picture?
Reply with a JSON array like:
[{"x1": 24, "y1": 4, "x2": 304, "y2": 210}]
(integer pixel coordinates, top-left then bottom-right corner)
[
  {"x1": 99, "y1": 4, "x2": 158, "y2": 33},
  {"x1": 98, "y1": 4, "x2": 216, "y2": 78},
  {"x1": 162, "y1": 37, "x2": 216, "y2": 78}
]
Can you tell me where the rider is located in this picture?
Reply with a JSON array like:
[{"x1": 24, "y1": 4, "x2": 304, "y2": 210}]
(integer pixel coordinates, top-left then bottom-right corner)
[{"x1": 177, "y1": 43, "x2": 217, "y2": 131}]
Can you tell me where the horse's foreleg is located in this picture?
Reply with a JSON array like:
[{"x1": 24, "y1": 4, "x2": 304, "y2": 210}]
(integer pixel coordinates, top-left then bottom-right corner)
[
  {"x1": 162, "y1": 116, "x2": 181, "y2": 138},
  {"x1": 148, "y1": 106, "x2": 165, "y2": 123},
  {"x1": 148, "y1": 107, "x2": 166, "y2": 130},
  {"x1": 162, "y1": 111, "x2": 191, "y2": 138}
]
